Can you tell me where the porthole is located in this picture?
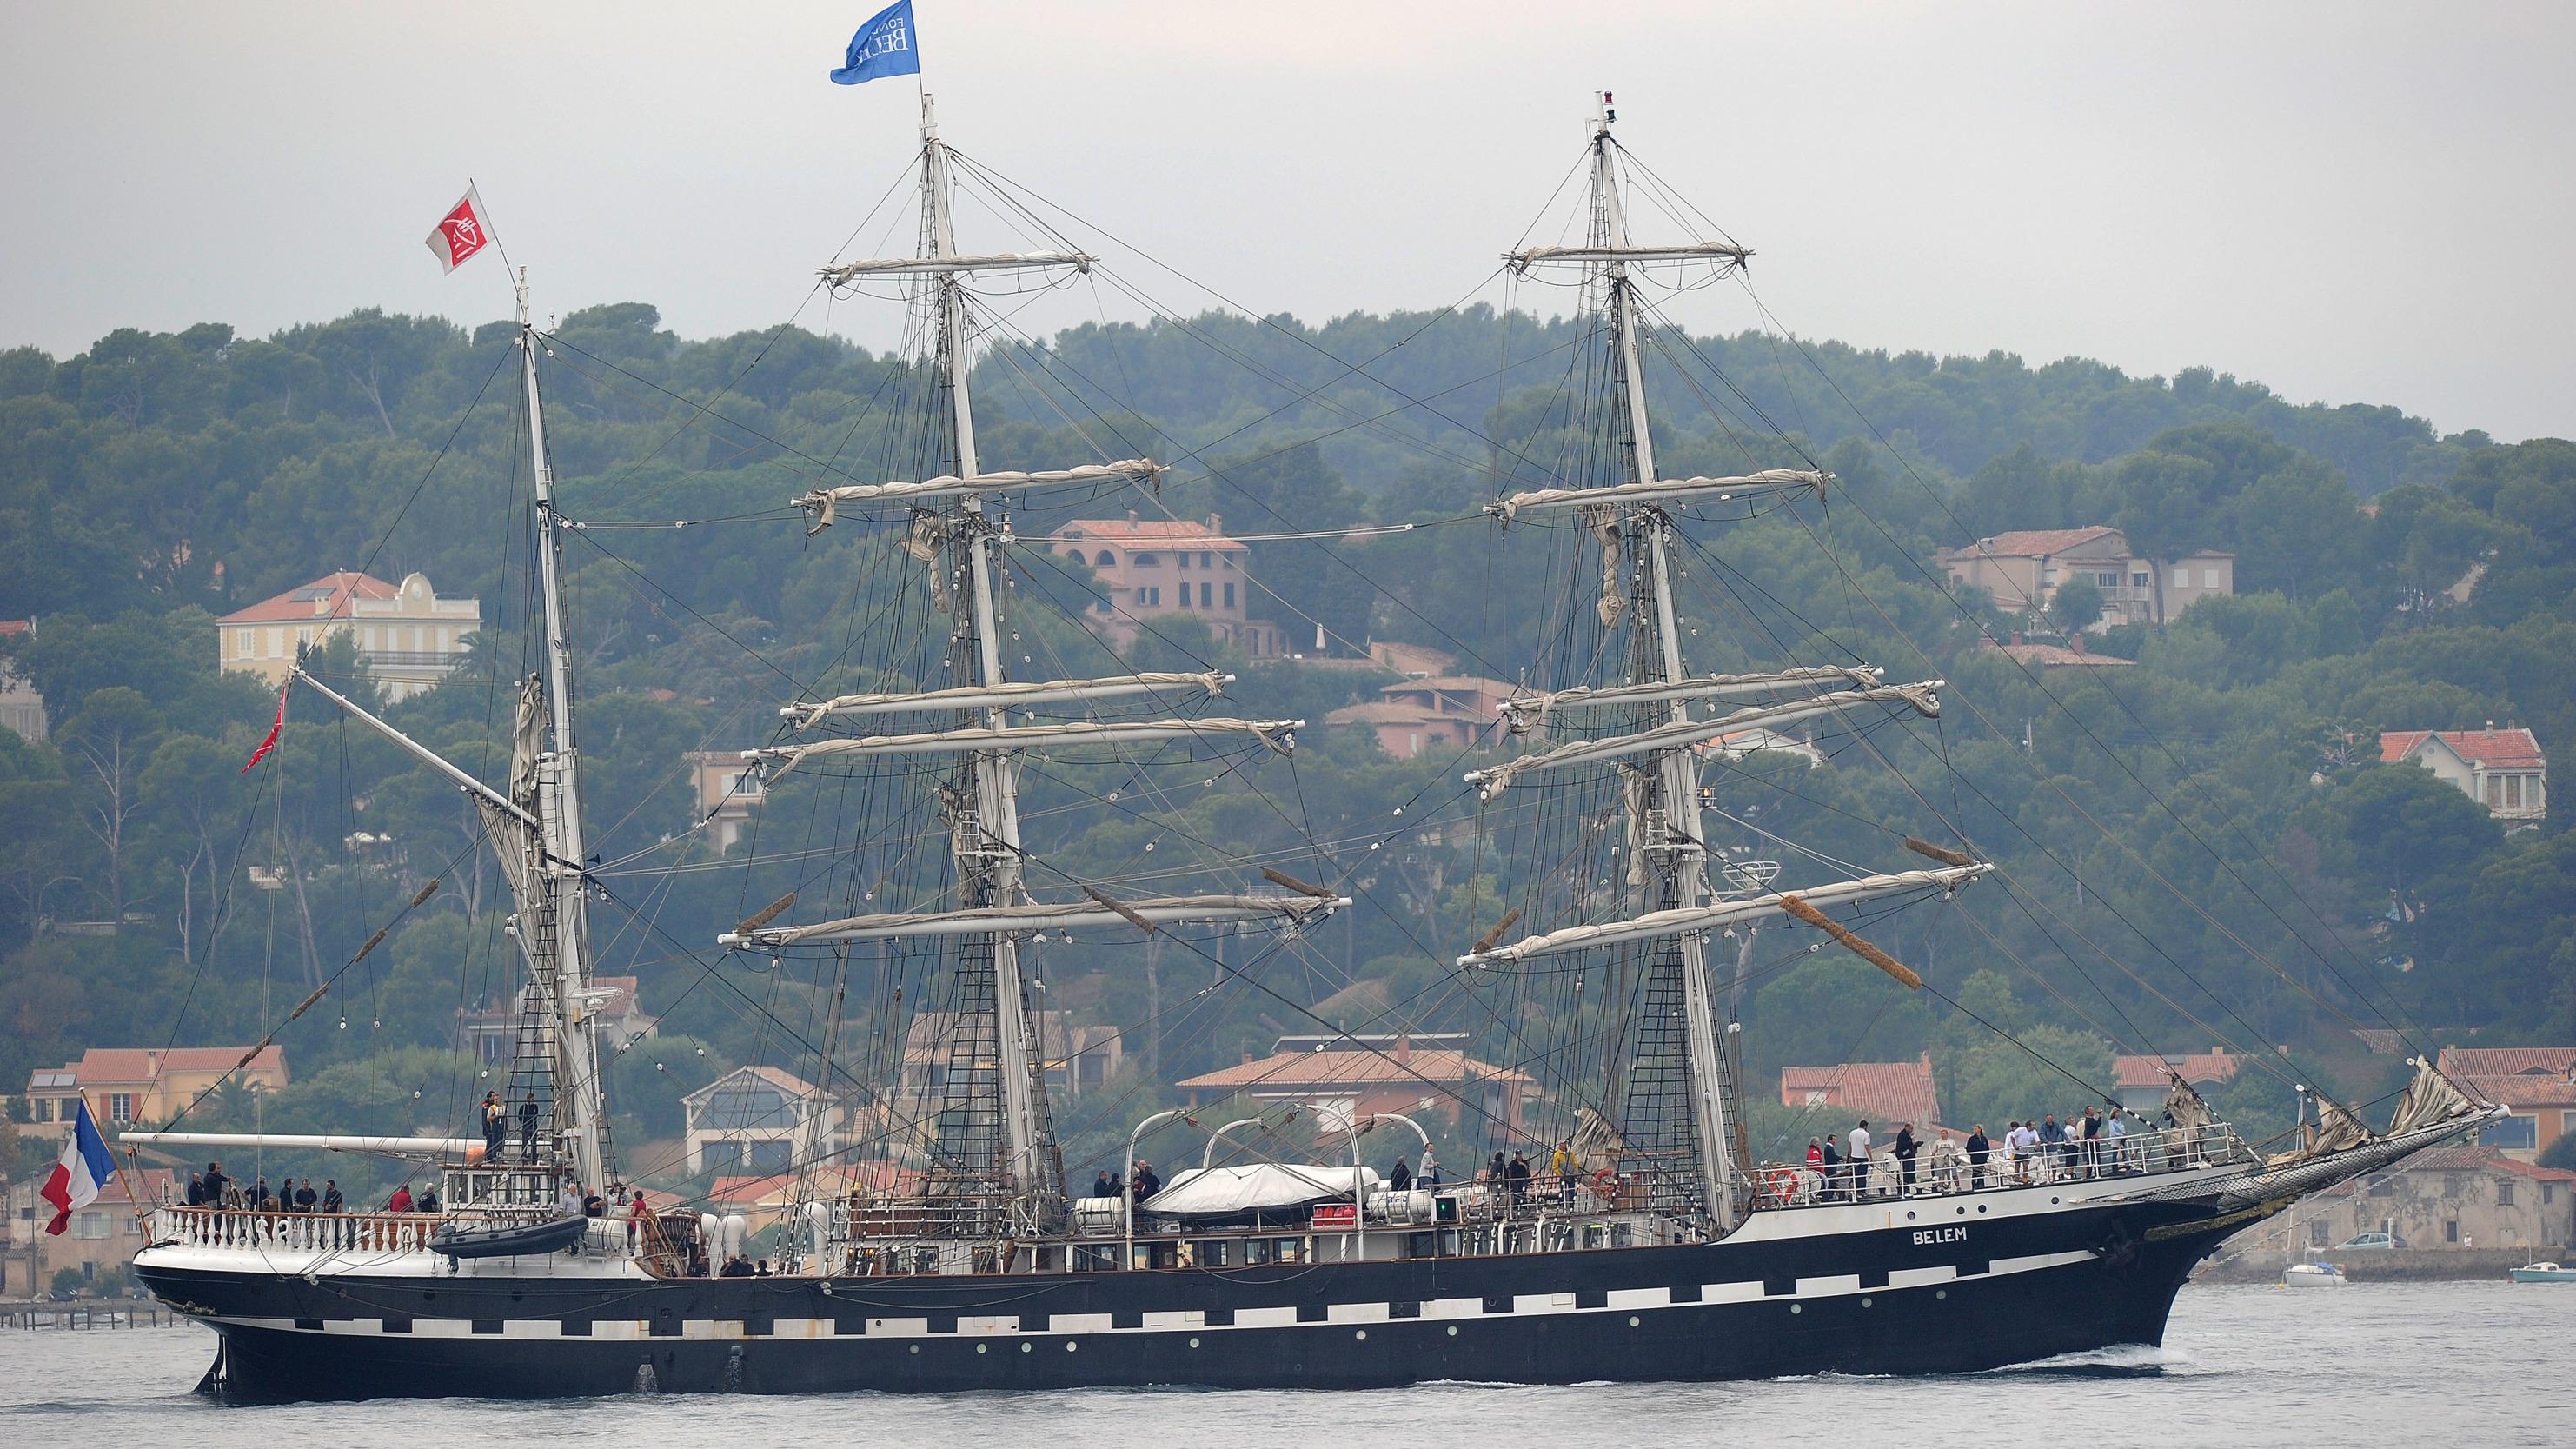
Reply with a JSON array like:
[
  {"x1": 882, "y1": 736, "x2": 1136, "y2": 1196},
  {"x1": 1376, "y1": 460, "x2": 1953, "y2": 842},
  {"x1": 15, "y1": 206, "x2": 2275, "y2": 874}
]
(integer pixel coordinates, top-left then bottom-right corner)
[
  {"x1": 1628, "y1": 1316, "x2": 1640, "y2": 1327},
  {"x1": 1861, "y1": 1297, "x2": 1874, "y2": 1308},
  {"x1": 1936, "y1": 1289, "x2": 1948, "y2": 1300},
  {"x1": 1956, "y1": 1206, "x2": 1966, "y2": 1215},
  {"x1": 908, "y1": 1345, "x2": 920, "y2": 1355},
  {"x1": 975, "y1": 1343, "x2": 987, "y2": 1355},
  {"x1": 1789, "y1": 1304, "x2": 1803, "y2": 1315},
  {"x1": 1977, "y1": 1204, "x2": 1989, "y2": 1214},
  {"x1": 2052, "y1": 1197, "x2": 2061, "y2": 1205},
  {"x1": 1019, "y1": 1342, "x2": 1032, "y2": 1353},
  {"x1": 1904, "y1": 1212, "x2": 1915, "y2": 1221},
  {"x1": 1355, "y1": 1329, "x2": 1368, "y2": 1341},
  {"x1": 1066, "y1": 1341, "x2": 1079, "y2": 1353},
  {"x1": 1188, "y1": 1337, "x2": 1201, "y2": 1348},
  {"x1": 1446, "y1": 1326, "x2": 1458, "y2": 1337}
]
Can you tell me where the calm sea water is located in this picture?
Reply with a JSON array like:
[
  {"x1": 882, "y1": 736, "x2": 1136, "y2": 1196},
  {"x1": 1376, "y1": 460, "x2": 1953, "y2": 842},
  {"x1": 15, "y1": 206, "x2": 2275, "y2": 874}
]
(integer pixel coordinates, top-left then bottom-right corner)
[{"x1": 3, "y1": 1282, "x2": 2566, "y2": 1447}]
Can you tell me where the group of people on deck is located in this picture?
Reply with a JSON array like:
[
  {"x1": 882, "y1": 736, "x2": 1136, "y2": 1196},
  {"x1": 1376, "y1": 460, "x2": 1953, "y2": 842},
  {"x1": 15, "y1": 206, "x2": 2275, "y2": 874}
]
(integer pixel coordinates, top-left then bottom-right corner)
[
  {"x1": 184, "y1": 1163, "x2": 344, "y2": 1213},
  {"x1": 1798, "y1": 1103, "x2": 2172, "y2": 1201}
]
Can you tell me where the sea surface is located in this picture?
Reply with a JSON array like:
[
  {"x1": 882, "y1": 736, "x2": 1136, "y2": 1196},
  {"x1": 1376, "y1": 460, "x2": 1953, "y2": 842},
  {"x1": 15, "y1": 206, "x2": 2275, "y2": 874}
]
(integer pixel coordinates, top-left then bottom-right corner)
[{"x1": 3, "y1": 1281, "x2": 2567, "y2": 1447}]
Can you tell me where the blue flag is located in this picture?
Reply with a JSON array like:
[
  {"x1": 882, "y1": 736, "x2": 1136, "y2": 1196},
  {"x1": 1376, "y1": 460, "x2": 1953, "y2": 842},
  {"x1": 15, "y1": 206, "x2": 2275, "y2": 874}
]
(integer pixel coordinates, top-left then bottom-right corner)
[{"x1": 832, "y1": 2, "x2": 922, "y2": 85}]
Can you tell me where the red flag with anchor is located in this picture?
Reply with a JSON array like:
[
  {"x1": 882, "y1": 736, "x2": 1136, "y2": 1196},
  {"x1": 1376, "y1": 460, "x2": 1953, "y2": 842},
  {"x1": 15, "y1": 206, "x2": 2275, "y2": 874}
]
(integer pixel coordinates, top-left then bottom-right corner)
[
  {"x1": 425, "y1": 185, "x2": 494, "y2": 274},
  {"x1": 241, "y1": 678, "x2": 289, "y2": 773}
]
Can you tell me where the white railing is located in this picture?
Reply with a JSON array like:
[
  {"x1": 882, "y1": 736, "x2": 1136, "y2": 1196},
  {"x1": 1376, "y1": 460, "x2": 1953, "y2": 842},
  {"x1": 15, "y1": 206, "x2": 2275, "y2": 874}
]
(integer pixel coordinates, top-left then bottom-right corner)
[
  {"x1": 151, "y1": 1206, "x2": 641, "y2": 1260},
  {"x1": 1754, "y1": 1122, "x2": 2241, "y2": 1208}
]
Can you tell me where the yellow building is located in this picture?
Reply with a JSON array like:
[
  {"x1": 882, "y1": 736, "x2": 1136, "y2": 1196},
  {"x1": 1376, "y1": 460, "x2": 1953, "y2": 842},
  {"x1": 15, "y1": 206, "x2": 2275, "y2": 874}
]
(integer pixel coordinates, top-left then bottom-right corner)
[
  {"x1": 217, "y1": 570, "x2": 481, "y2": 702},
  {"x1": 23, "y1": 1045, "x2": 289, "y2": 1131}
]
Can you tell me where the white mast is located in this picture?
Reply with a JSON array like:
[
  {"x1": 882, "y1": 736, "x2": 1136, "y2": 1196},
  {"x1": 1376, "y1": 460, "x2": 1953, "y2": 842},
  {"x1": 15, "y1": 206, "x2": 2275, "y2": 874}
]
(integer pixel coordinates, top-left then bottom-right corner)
[
  {"x1": 516, "y1": 273, "x2": 610, "y2": 1193},
  {"x1": 921, "y1": 96, "x2": 1054, "y2": 1209},
  {"x1": 1590, "y1": 93, "x2": 1740, "y2": 1231}
]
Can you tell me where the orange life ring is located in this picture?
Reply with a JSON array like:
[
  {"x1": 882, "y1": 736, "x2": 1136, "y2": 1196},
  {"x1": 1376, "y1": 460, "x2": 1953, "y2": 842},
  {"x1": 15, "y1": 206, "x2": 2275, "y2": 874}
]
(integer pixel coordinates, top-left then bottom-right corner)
[
  {"x1": 1765, "y1": 1167, "x2": 1802, "y2": 1203},
  {"x1": 1588, "y1": 1167, "x2": 1620, "y2": 1198}
]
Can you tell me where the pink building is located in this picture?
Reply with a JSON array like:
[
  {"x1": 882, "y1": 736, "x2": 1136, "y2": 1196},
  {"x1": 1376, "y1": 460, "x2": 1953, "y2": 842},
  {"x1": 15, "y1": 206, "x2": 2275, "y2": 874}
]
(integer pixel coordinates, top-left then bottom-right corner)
[{"x1": 1047, "y1": 514, "x2": 1286, "y2": 659}]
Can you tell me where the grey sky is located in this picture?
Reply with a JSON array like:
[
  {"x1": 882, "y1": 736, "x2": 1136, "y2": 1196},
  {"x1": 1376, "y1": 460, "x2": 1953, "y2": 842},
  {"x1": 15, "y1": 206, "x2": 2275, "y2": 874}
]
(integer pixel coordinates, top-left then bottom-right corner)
[{"x1": 4, "y1": 2, "x2": 2569, "y2": 442}]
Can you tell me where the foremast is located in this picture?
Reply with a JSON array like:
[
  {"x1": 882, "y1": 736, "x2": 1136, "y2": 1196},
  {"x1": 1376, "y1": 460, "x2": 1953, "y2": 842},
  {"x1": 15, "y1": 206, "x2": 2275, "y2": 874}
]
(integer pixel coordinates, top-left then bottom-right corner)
[
  {"x1": 1473, "y1": 95, "x2": 1988, "y2": 1233},
  {"x1": 1590, "y1": 94, "x2": 1741, "y2": 1231}
]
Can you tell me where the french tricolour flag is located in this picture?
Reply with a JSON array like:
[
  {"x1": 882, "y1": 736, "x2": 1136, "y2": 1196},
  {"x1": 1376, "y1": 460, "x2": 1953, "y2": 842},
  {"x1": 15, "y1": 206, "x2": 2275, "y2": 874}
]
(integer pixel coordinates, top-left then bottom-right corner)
[{"x1": 41, "y1": 1100, "x2": 117, "y2": 1236}]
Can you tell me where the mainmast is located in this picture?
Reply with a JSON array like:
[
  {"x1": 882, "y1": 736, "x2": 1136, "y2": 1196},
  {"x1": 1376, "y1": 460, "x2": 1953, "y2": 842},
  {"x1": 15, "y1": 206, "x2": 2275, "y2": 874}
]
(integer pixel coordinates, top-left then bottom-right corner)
[
  {"x1": 919, "y1": 96, "x2": 1055, "y2": 1210},
  {"x1": 745, "y1": 96, "x2": 1344, "y2": 1233},
  {"x1": 515, "y1": 274, "x2": 611, "y2": 1193}
]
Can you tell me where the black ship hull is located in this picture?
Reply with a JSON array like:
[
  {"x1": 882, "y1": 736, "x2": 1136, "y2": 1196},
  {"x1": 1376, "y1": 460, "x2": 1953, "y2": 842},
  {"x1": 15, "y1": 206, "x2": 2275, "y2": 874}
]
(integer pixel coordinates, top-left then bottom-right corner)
[{"x1": 140, "y1": 1193, "x2": 2231, "y2": 1403}]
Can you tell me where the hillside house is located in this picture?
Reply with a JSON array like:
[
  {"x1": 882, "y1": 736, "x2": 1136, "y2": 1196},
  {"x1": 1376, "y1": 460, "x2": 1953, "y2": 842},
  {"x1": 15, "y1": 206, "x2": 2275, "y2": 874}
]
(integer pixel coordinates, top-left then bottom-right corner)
[
  {"x1": 1779, "y1": 1054, "x2": 1943, "y2": 1133},
  {"x1": 2437, "y1": 1046, "x2": 2576, "y2": 1160},
  {"x1": 1937, "y1": 526, "x2": 2233, "y2": 627},
  {"x1": 217, "y1": 570, "x2": 481, "y2": 701},
  {"x1": 1048, "y1": 514, "x2": 1286, "y2": 659},
  {"x1": 2380, "y1": 727, "x2": 2546, "y2": 824}
]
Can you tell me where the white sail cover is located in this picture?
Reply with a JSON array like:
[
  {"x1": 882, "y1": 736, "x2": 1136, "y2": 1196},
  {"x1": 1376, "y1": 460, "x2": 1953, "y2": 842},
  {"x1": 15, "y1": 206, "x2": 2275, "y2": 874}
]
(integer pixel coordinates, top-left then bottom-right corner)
[
  {"x1": 784, "y1": 671, "x2": 1228, "y2": 728},
  {"x1": 1143, "y1": 1163, "x2": 1378, "y2": 1217},
  {"x1": 1494, "y1": 469, "x2": 1829, "y2": 522},
  {"x1": 2386, "y1": 1056, "x2": 2481, "y2": 1136},
  {"x1": 800, "y1": 460, "x2": 1163, "y2": 525}
]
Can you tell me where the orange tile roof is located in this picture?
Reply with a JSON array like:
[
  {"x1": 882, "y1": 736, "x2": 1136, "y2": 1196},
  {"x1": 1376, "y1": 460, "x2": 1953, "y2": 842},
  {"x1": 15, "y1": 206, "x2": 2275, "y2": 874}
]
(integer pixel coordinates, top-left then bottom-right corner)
[
  {"x1": 1177, "y1": 1047, "x2": 1531, "y2": 1093},
  {"x1": 217, "y1": 570, "x2": 400, "y2": 625},
  {"x1": 2113, "y1": 1050, "x2": 2242, "y2": 1092},
  {"x1": 1390, "y1": 677, "x2": 1518, "y2": 696},
  {"x1": 2439, "y1": 1046, "x2": 2576, "y2": 1107},
  {"x1": 1051, "y1": 519, "x2": 1247, "y2": 551},
  {"x1": 1987, "y1": 641, "x2": 2136, "y2": 668},
  {"x1": 1779, "y1": 1055, "x2": 1942, "y2": 1129},
  {"x1": 2380, "y1": 728, "x2": 2546, "y2": 770},
  {"x1": 1325, "y1": 701, "x2": 1454, "y2": 725},
  {"x1": 0, "y1": 619, "x2": 30, "y2": 638},
  {"x1": 55, "y1": 1046, "x2": 287, "y2": 1087},
  {"x1": 1952, "y1": 527, "x2": 2123, "y2": 558}
]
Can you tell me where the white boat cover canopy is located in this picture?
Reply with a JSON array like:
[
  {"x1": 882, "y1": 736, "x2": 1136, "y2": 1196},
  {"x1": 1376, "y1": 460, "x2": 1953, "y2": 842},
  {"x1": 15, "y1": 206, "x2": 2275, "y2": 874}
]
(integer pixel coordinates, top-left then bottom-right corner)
[{"x1": 1142, "y1": 1162, "x2": 1379, "y2": 1217}]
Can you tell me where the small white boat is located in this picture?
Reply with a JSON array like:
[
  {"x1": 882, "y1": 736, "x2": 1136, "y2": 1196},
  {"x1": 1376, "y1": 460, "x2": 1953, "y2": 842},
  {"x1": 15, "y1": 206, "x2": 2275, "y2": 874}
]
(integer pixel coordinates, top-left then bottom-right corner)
[
  {"x1": 2507, "y1": 1260, "x2": 2575, "y2": 1283},
  {"x1": 2281, "y1": 1261, "x2": 2347, "y2": 1287}
]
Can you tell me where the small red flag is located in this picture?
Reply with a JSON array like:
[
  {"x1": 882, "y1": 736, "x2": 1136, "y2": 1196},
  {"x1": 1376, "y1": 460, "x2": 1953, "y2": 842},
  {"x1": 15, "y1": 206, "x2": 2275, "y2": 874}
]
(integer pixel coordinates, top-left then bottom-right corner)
[
  {"x1": 241, "y1": 679, "x2": 289, "y2": 774},
  {"x1": 425, "y1": 185, "x2": 494, "y2": 274}
]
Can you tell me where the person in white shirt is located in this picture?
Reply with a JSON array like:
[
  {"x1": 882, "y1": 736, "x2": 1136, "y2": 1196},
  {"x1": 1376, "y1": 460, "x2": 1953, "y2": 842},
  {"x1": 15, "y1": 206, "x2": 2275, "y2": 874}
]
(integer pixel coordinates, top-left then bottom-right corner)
[
  {"x1": 2105, "y1": 1108, "x2": 2130, "y2": 1173},
  {"x1": 1848, "y1": 1120, "x2": 1873, "y2": 1198}
]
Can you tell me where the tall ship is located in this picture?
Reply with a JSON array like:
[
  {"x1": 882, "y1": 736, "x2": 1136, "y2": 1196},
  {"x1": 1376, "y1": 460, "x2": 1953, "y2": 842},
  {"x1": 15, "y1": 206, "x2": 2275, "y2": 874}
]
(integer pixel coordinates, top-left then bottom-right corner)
[{"x1": 126, "y1": 89, "x2": 2493, "y2": 1401}]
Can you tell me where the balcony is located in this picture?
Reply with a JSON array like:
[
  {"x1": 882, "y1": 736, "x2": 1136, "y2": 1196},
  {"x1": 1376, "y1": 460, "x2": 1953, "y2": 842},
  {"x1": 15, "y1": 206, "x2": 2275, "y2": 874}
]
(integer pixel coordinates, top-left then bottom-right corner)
[{"x1": 362, "y1": 650, "x2": 463, "y2": 668}]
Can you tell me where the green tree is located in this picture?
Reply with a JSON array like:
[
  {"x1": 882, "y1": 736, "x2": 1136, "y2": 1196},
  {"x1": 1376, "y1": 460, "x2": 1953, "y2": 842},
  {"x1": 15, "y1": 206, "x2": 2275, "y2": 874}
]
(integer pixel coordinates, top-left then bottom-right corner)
[{"x1": 2048, "y1": 574, "x2": 2104, "y2": 635}]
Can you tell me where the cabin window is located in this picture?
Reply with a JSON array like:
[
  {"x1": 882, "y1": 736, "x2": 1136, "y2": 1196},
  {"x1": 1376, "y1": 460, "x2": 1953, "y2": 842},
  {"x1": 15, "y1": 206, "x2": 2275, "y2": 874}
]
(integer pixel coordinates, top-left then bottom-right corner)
[
  {"x1": 1271, "y1": 1237, "x2": 1305, "y2": 1265},
  {"x1": 1242, "y1": 1239, "x2": 1271, "y2": 1266},
  {"x1": 1075, "y1": 1244, "x2": 1119, "y2": 1273},
  {"x1": 1195, "y1": 1240, "x2": 1232, "y2": 1267}
]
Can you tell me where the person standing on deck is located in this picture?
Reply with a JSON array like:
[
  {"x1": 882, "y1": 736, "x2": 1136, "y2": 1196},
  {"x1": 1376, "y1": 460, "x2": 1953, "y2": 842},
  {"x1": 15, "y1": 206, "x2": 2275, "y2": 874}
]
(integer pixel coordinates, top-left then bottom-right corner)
[
  {"x1": 1389, "y1": 1157, "x2": 1413, "y2": 1193},
  {"x1": 1550, "y1": 1140, "x2": 1578, "y2": 1207},
  {"x1": 2105, "y1": 1107, "x2": 2130, "y2": 1173},
  {"x1": 481, "y1": 1092, "x2": 508, "y2": 1160},
  {"x1": 1894, "y1": 1124, "x2": 1920, "y2": 1194},
  {"x1": 1847, "y1": 1120, "x2": 1873, "y2": 1199},
  {"x1": 1966, "y1": 1124, "x2": 1991, "y2": 1189},
  {"x1": 1820, "y1": 1135, "x2": 1842, "y2": 1201},
  {"x1": 1420, "y1": 1145, "x2": 1441, "y2": 1188},
  {"x1": 517, "y1": 1099, "x2": 541, "y2": 1160}
]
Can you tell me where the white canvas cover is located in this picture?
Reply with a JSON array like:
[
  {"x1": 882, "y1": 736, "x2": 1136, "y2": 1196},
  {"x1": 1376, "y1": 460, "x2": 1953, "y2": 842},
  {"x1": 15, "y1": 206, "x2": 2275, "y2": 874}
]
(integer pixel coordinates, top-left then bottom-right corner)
[{"x1": 1142, "y1": 1162, "x2": 1378, "y2": 1218}]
